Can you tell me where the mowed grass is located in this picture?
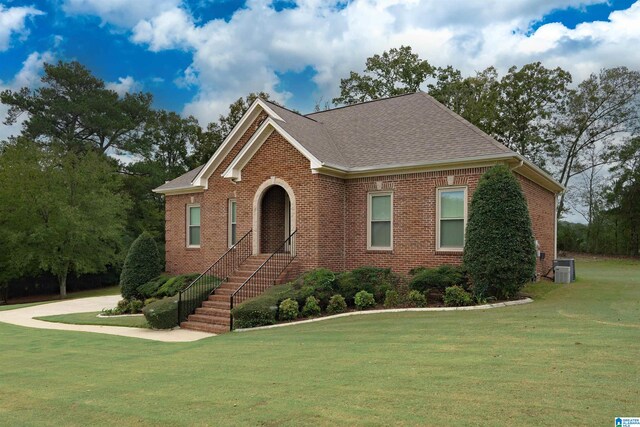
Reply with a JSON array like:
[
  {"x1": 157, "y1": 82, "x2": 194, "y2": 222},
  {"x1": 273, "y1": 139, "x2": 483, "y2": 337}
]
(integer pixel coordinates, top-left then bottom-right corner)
[
  {"x1": 34, "y1": 312, "x2": 149, "y2": 328},
  {"x1": 0, "y1": 258, "x2": 638, "y2": 426}
]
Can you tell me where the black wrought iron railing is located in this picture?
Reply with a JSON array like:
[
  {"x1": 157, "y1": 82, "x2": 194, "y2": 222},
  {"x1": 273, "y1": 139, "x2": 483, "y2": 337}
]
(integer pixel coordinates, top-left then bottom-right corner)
[
  {"x1": 230, "y1": 230, "x2": 297, "y2": 329},
  {"x1": 178, "y1": 229, "x2": 252, "y2": 324}
]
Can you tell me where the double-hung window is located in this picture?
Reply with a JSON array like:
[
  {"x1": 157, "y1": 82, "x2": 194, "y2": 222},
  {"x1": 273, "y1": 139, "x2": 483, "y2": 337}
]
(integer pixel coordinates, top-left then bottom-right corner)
[
  {"x1": 437, "y1": 187, "x2": 467, "y2": 251},
  {"x1": 368, "y1": 192, "x2": 393, "y2": 250},
  {"x1": 187, "y1": 204, "x2": 201, "y2": 247},
  {"x1": 228, "y1": 199, "x2": 237, "y2": 247}
]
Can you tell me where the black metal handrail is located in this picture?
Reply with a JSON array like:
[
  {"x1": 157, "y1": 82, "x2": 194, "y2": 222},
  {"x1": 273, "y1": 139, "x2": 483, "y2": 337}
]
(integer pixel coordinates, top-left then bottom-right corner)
[
  {"x1": 178, "y1": 229, "x2": 252, "y2": 324},
  {"x1": 230, "y1": 230, "x2": 297, "y2": 329}
]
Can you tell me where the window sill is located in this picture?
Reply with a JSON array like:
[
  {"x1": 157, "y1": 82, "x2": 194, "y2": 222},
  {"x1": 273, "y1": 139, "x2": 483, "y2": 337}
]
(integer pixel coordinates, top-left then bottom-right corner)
[
  {"x1": 186, "y1": 246, "x2": 201, "y2": 250},
  {"x1": 366, "y1": 248, "x2": 394, "y2": 253},
  {"x1": 436, "y1": 249, "x2": 463, "y2": 255}
]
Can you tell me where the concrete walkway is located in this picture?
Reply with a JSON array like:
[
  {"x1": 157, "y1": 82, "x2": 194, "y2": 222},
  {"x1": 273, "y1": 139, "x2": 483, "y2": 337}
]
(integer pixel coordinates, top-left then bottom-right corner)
[{"x1": 0, "y1": 295, "x2": 214, "y2": 342}]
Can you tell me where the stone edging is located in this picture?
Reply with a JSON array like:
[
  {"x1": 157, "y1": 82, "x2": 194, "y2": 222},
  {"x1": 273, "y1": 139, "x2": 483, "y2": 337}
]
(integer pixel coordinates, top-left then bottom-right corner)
[
  {"x1": 234, "y1": 297, "x2": 533, "y2": 333},
  {"x1": 96, "y1": 313, "x2": 144, "y2": 318}
]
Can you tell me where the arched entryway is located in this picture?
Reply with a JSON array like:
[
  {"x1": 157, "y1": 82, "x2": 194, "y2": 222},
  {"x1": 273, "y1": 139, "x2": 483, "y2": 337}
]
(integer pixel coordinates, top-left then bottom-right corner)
[{"x1": 253, "y1": 178, "x2": 296, "y2": 255}]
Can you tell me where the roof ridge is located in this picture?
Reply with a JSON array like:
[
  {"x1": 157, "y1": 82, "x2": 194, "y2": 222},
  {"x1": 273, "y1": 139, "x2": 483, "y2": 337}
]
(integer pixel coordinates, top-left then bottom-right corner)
[
  {"x1": 263, "y1": 99, "x2": 319, "y2": 123},
  {"x1": 305, "y1": 91, "x2": 419, "y2": 116},
  {"x1": 417, "y1": 92, "x2": 512, "y2": 154}
]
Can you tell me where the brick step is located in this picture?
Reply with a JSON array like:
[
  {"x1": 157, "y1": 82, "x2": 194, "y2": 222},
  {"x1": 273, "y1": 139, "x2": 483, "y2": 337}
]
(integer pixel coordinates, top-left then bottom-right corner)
[
  {"x1": 188, "y1": 313, "x2": 231, "y2": 325},
  {"x1": 195, "y1": 307, "x2": 229, "y2": 317},
  {"x1": 180, "y1": 321, "x2": 229, "y2": 334},
  {"x1": 202, "y1": 300, "x2": 230, "y2": 309},
  {"x1": 209, "y1": 294, "x2": 231, "y2": 302}
]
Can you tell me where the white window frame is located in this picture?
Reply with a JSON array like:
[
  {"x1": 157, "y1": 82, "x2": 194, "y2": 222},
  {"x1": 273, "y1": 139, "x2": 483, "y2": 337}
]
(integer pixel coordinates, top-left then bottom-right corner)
[
  {"x1": 367, "y1": 191, "x2": 393, "y2": 251},
  {"x1": 436, "y1": 186, "x2": 468, "y2": 252},
  {"x1": 228, "y1": 199, "x2": 237, "y2": 248},
  {"x1": 186, "y1": 204, "x2": 201, "y2": 248}
]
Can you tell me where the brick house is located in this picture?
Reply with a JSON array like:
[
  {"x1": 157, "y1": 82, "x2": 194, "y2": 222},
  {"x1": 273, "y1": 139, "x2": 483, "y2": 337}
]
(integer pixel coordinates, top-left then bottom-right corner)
[{"x1": 154, "y1": 92, "x2": 563, "y2": 332}]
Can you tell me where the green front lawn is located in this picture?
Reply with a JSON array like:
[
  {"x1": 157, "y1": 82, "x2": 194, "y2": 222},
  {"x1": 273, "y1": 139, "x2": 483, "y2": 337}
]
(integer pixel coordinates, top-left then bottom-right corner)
[
  {"x1": 34, "y1": 312, "x2": 149, "y2": 328},
  {"x1": 0, "y1": 257, "x2": 638, "y2": 425}
]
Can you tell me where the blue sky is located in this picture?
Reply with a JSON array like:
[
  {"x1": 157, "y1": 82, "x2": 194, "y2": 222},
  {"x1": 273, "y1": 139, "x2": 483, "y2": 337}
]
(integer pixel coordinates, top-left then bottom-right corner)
[{"x1": 1, "y1": 0, "x2": 638, "y2": 123}]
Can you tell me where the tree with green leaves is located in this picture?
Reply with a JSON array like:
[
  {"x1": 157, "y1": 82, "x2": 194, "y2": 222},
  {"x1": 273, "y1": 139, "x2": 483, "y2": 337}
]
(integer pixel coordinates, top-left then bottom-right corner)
[
  {"x1": 463, "y1": 165, "x2": 536, "y2": 299},
  {"x1": 552, "y1": 66, "x2": 640, "y2": 217},
  {"x1": 120, "y1": 232, "x2": 162, "y2": 300},
  {"x1": 0, "y1": 138, "x2": 130, "y2": 296},
  {"x1": 332, "y1": 46, "x2": 434, "y2": 105},
  {"x1": 0, "y1": 61, "x2": 152, "y2": 155}
]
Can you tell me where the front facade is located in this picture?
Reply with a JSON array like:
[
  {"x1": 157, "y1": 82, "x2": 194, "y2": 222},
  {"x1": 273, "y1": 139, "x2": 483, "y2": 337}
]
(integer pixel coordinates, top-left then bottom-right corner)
[{"x1": 156, "y1": 93, "x2": 562, "y2": 281}]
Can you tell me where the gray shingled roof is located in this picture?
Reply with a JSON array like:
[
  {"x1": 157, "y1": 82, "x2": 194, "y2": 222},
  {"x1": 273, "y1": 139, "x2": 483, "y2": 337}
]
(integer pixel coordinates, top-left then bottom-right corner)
[
  {"x1": 154, "y1": 164, "x2": 204, "y2": 192},
  {"x1": 155, "y1": 92, "x2": 515, "y2": 191},
  {"x1": 302, "y1": 92, "x2": 511, "y2": 169}
]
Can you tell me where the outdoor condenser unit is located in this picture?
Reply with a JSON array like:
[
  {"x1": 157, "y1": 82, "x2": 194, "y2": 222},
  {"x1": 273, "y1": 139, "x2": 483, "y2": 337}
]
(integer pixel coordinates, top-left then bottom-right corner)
[
  {"x1": 553, "y1": 258, "x2": 576, "y2": 282},
  {"x1": 554, "y1": 266, "x2": 571, "y2": 284}
]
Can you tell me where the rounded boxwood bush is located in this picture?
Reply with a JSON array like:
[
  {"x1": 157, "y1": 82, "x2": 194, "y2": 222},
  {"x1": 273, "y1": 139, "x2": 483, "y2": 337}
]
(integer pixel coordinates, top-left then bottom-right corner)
[
  {"x1": 354, "y1": 290, "x2": 375, "y2": 310},
  {"x1": 120, "y1": 233, "x2": 162, "y2": 300},
  {"x1": 409, "y1": 265, "x2": 467, "y2": 292},
  {"x1": 142, "y1": 296, "x2": 178, "y2": 329},
  {"x1": 301, "y1": 296, "x2": 321, "y2": 317},
  {"x1": 327, "y1": 294, "x2": 347, "y2": 314},
  {"x1": 463, "y1": 165, "x2": 536, "y2": 299},
  {"x1": 407, "y1": 290, "x2": 427, "y2": 307},
  {"x1": 278, "y1": 298, "x2": 299, "y2": 321},
  {"x1": 443, "y1": 285, "x2": 473, "y2": 307},
  {"x1": 383, "y1": 290, "x2": 400, "y2": 308}
]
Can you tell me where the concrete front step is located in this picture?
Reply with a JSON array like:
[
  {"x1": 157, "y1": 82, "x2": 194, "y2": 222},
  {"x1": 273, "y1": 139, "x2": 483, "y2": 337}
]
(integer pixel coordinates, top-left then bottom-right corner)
[
  {"x1": 188, "y1": 313, "x2": 230, "y2": 326},
  {"x1": 180, "y1": 321, "x2": 228, "y2": 334}
]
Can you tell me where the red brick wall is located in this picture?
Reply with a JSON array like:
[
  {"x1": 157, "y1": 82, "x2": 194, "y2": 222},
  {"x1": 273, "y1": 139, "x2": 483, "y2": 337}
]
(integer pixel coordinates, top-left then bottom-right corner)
[{"x1": 164, "y1": 121, "x2": 557, "y2": 279}]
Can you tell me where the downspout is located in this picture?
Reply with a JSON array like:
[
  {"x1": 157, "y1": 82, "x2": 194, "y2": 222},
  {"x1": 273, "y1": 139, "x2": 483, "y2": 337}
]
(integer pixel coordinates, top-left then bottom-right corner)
[{"x1": 510, "y1": 158, "x2": 525, "y2": 173}]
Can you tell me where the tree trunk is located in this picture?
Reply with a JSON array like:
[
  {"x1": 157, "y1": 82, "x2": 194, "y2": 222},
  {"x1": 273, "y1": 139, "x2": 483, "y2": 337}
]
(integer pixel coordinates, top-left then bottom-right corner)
[{"x1": 58, "y1": 265, "x2": 69, "y2": 297}]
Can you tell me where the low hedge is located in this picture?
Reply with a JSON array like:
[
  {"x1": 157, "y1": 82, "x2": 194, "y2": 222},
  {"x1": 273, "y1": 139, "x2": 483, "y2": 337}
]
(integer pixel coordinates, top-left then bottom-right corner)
[
  {"x1": 137, "y1": 273, "x2": 200, "y2": 299},
  {"x1": 143, "y1": 296, "x2": 179, "y2": 329},
  {"x1": 409, "y1": 265, "x2": 467, "y2": 292},
  {"x1": 231, "y1": 283, "x2": 294, "y2": 329}
]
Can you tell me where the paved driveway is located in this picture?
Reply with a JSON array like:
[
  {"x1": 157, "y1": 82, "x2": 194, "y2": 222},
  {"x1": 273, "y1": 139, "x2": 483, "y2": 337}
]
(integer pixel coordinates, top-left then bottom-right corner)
[{"x1": 0, "y1": 295, "x2": 214, "y2": 342}]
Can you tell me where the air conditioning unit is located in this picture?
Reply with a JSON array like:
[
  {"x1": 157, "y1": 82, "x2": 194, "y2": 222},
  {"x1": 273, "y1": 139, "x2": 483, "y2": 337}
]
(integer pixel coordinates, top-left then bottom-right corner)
[
  {"x1": 554, "y1": 266, "x2": 571, "y2": 284},
  {"x1": 553, "y1": 258, "x2": 576, "y2": 282}
]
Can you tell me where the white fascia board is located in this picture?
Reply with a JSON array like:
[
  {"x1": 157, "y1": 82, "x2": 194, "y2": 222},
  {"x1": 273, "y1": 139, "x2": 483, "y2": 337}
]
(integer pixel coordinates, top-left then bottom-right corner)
[
  {"x1": 222, "y1": 118, "x2": 323, "y2": 181},
  {"x1": 191, "y1": 98, "x2": 285, "y2": 188}
]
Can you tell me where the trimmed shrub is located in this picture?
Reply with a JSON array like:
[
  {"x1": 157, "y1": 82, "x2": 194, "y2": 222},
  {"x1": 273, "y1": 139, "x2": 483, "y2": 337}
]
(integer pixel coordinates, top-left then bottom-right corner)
[
  {"x1": 463, "y1": 165, "x2": 536, "y2": 299},
  {"x1": 301, "y1": 296, "x2": 321, "y2": 317},
  {"x1": 407, "y1": 290, "x2": 427, "y2": 307},
  {"x1": 143, "y1": 296, "x2": 178, "y2": 329},
  {"x1": 444, "y1": 286, "x2": 473, "y2": 307},
  {"x1": 350, "y1": 266, "x2": 399, "y2": 303},
  {"x1": 409, "y1": 265, "x2": 467, "y2": 292},
  {"x1": 354, "y1": 290, "x2": 375, "y2": 310},
  {"x1": 117, "y1": 299, "x2": 131, "y2": 313},
  {"x1": 144, "y1": 298, "x2": 159, "y2": 307},
  {"x1": 279, "y1": 298, "x2": 299, "y2": 321},
  {"x1": 383, "y1": 290, "x2": 400, "y2": 308},
  {"x1": 120, "y1": 233, "x2": 162, "y2": 300},
  {"x1": 129, "y1": 299, "x2": 144, "y2": 313},
  {"x1": 231, "y1": 283, "x2": 294, "y2": 329},
  {"x1": 335, "y1": 272, "x2": 359, "y2": 305},
  {"x1": 327, "y1": 294, "x2": 347, "y2": 314},
  {"x1": 137, "y1": 273, "x2": 200, "y2": 299}
]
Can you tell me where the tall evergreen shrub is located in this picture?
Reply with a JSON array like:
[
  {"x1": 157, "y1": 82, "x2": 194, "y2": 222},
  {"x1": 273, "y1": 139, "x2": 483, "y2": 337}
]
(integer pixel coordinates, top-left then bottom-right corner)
[
  {"x1": 120, "y1": 233, "x2": 162, "y2": 299},
  {"x1": 463, "y1": 165, "x2": 536, "y2": 299}
]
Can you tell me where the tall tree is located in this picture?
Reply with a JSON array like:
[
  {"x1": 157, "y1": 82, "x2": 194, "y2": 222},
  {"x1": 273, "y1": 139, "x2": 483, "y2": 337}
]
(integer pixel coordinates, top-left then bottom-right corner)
[
  {"x1": 495, "y1": 62, "x2": 571, "y2": 166},
  {"x1": 0, "y1": 61, "x2": 152, "y2": 155},
  {"x1": 0, "y1": 138, "x2": 130, "y2": 296},
  {"x1": 552, "y1": 67, "x2": 640, "y2": 217},
  {"x1": 607, "y1": 136, "x2": 640, "y2": 255},
  {"x1": 332, "y1": 46, "x2": 434, "y2": 105}
]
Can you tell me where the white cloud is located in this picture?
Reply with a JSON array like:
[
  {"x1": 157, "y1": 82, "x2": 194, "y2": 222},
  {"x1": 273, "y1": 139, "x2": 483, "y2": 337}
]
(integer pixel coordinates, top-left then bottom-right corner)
[
  {"x1": 106, "y1": 76, "x2": 142, "y2": 96},
  {"x1": 63, "y1": 0, "x2": 640, "y2": 125},
  {"x1": 0, "y1": 51, "x2": 54, "y2": 142},
  {"x1": 62, "y1": 0, "x2": 181, "y2": 27},
  {"x1": 0, "y1": 4, "x2": 44, "y2": 51}
]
